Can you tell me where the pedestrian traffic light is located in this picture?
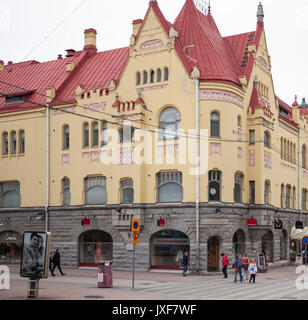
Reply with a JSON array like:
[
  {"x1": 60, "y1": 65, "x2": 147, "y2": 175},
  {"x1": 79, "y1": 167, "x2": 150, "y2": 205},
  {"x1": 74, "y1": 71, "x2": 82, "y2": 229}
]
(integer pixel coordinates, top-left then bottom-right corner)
[{"x1": 131, "y1": 219, "x2": 140, "y2": 232}]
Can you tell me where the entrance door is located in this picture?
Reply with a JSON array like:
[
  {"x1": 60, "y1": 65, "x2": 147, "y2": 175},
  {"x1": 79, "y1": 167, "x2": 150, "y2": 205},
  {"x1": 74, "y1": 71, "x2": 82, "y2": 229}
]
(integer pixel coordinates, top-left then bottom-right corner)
[{"x1": 208, "y1": 237, "x2": 219, "y2": 272}]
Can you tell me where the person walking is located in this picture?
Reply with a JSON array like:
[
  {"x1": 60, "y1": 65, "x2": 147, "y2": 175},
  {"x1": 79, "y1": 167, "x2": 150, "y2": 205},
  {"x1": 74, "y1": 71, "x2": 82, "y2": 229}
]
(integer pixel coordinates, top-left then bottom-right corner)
[
  {"x1": 182, "y1": 252, "x2": 189, "y2": 276},
  {"x1": 248, "y1": 258, "x2": 258, "y2": 283},
  {"x1": 234, "y1": 255, "x2": 243, "y2": 283},
  {"x1": 51, "y1": 249, "x2": 66, "y2": 276},
  {"x1": 221, "y1": 253, "x2": 229, "y2": 278},
  {"x1": 242, "y1": 253, "x2": 250, "y2": 281},
  {"x1": 302, "y1": 250, "x2": 306, "y2": 265},
  {"x1": 49, "y1": 252, "x2": 53, "y2": 274}
]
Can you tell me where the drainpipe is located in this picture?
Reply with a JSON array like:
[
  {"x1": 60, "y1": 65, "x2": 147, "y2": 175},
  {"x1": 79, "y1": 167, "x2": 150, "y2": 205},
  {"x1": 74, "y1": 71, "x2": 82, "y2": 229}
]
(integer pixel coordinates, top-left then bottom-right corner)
[
  {"x1": 45, "y1": 104, "x2": 50, "y2": 232},
  {"x1": 195, "y1": 78, "x2": 200, "y2": 272},
  {"x1": 298, "y1": 127, "x2": 302, "y2": 253}
]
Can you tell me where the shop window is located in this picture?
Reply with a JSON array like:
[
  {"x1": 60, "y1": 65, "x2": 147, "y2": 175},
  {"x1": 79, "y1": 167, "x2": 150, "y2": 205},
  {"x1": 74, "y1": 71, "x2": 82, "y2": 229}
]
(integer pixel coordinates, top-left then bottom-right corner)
[
  {"x1": 159, "y1": 107, "x2": 181, "y2": 140},
  {"x1": 85, "y1": 176, "x2": 107, "y2": 205},
  {"x1": 157, "y1": 172, "x2": 183, "y2": 203},
  {"x1": 92, "y1": 122, "x2": 99, "y2": 147},
  {"x1": 83, "y1": 123, "x2": 89, "y2": 148},
  {"x1": 62, "y1": 178, "x2": 71, "y2": 206},
  {"x1": 210, "y1": 112, "x2": 220, "y2": 138},
  {"x1": 232, "y1": 230, "x2": 245, "y2": 255},
  {"x1": 63, "y1": 125, "x2": 69, "y2": 150},
  {"x1": 0, "y1": 182, "x2": 21, "y2": 208},
  {"x1": 209, "y1": 171, "x2": 221, "y2": 201},
  {"x1": 19, "y1": 130, "x2": 25, "y2": 154},
  {"x1": 10, "y1": 131, "x2": 17, "y2": 154},
  {"x1": 121, "y1": 179, "x2": 134, "y2": 204},
  {"x1": 261, "y1": 230, "x2": 274, "y2": 262}
]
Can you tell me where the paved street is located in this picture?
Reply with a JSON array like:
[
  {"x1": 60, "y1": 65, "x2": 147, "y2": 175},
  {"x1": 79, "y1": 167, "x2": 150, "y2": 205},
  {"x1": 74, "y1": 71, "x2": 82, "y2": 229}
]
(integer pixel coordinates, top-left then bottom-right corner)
[{"x1": 0, "y1": 265, "x2": 308, "y2": 300}]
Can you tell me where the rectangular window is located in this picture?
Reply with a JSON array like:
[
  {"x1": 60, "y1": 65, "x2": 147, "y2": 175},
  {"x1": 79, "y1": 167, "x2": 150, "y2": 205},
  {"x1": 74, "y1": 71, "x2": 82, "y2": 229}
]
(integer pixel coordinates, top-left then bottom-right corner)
[
  {"x1": 249, "y1": 181, "x2": 255, "y2": 204},
  {"x1": 121, "y1": 179, "x2": 134, "y2": 204},
  {"x1": 3, "y1": 132, "x2": 8, "y2": 155},
  {"x1": 285, "y1": 185, "x2": 291, "y2": 209},
  {"x1": 249, "y1": 130, "x2": 255, "y2": 145},
  {"x1": 62, "y1": 178, "x2": 71, "y2": 206},
  {"x1": 101, "y1": 121, "x2": 108, "y2": 146},
  {"x1": 157, "y1": 172, "x2": 183, "y2": 203},
  {"x1": 5, "y1": 96, "x2": 24, "y2": 105},
  {"x1": 234, "y1": 173, "x2": 243, "y2": 203},
  {"x1": 302, "y1": 189, "x2": 307, "y2": 211},
  {"x1": 0, "y1": 181, "x2": 21, "y2": 208}
]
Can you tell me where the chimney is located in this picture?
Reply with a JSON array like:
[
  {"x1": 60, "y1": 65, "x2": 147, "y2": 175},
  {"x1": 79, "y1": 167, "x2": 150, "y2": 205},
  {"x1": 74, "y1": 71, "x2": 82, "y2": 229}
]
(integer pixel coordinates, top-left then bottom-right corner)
[
  {"x1": 65, "y1": 49, "x2": 76, "y2": 58},
  {"x1": 0, "y1": 60, "x2": 4, "y2": 72},
  {"x1": 132, "y1": 19, "x2": 143, "y2": 36},
  {"x1": 84, "y1": 28, "x2": 97, "y2": 56}
]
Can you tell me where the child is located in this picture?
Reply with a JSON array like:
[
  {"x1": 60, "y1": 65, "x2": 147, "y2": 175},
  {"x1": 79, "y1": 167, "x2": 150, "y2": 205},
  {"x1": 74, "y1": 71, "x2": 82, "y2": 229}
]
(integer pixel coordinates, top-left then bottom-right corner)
[{"x1": 248, "y1": 258, "x2": 258, "y2": 283}]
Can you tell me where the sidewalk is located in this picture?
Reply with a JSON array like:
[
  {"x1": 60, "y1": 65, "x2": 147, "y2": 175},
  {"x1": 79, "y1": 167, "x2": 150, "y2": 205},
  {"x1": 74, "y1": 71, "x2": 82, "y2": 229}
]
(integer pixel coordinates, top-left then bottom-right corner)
[{"x1": 0, "y1": 264, "x2": 299, "y2": 300}]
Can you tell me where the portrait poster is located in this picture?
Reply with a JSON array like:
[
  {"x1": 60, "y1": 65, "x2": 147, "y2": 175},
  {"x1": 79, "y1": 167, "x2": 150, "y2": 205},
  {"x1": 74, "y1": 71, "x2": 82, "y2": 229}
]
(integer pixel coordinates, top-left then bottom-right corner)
[{"x1": 20, "y1": 231, "x2": 51, "y2": 279}]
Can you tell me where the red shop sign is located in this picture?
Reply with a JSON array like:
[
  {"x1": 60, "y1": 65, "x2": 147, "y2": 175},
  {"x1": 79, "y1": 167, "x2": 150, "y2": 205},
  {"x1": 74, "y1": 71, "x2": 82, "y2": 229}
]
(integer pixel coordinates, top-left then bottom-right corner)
[{"x1": 247, "y1": 219, "x2": 257, "y2": 226}]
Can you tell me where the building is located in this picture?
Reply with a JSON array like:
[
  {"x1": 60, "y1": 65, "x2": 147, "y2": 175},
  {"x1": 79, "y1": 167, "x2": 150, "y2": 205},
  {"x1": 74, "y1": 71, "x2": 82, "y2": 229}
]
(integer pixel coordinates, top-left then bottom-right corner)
[{"x1": 0, "y1": 0, "x2": 308, "y2": 272}]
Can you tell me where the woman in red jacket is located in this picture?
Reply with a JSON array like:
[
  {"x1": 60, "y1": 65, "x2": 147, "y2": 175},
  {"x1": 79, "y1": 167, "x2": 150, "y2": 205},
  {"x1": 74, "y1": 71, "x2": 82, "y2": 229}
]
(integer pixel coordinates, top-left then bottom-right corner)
[{"x1": 221, "y1": 253, "x2": 229, "y2": 278}]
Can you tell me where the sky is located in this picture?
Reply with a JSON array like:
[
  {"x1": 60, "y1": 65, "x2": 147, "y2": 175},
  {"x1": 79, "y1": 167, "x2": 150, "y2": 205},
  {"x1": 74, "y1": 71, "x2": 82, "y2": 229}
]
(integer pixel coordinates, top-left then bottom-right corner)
[{"x1": 0, "y1": 0, "x2": 307, "y2": 105}]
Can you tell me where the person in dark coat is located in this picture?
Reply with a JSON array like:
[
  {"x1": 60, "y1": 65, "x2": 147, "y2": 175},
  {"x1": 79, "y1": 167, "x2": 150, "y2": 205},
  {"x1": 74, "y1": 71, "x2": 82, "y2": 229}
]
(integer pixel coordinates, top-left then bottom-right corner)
[
  {"x1": 182, "y1": 251, "x2": 189, "y2": 276},
  {"x1": 49, "y1": 252, "x2": 53, "y2": 274},
  {"x1": 51, "y1": 249, "x2": 65, "y2": 276}
]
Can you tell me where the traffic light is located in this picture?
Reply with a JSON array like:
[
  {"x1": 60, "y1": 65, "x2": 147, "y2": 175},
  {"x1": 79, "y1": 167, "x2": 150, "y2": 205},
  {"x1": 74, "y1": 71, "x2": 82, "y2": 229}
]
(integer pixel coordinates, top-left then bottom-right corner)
[{"x1": 131, "y1": 219, "x2": 140, "y2": 232}]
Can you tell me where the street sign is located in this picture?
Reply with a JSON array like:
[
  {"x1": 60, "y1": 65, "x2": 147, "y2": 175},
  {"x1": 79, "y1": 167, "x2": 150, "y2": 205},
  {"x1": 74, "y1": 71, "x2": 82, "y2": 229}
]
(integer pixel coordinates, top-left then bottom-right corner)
[
  {"x1": 132, "y1": 239, "x2": 139, "y2": 245},
  {"x1": 131, "y1": 219, "x2": 140, "y2": 232},
  {"x1": 132, "y1": 232, "x2": 139, "y2": 240},
  {"x1": 303, "y1": 236, "x2": 308, "y2": 244}
]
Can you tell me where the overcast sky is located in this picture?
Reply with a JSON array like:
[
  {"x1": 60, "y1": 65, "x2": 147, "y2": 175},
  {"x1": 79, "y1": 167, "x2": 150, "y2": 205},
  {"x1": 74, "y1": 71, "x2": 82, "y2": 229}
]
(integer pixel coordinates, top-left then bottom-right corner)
[{"x1": 0, "y1": 0, "x2": 307, "y2": 105}]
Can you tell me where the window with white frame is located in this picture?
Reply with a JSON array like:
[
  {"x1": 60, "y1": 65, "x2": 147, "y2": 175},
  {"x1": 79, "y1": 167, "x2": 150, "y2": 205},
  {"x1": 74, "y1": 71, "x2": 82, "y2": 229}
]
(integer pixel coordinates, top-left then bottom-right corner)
[
  {"x1": 85, "y1": 176, "x2": 107, "y2": 205},
  {"x1": 2, "y1": 132, "x2": 8, "y2": 155},
  {"x1": 157, "y1": 172, "x2": 183, "y2": 203},
  {"x1": 0, "y1": 182, "x2": 21, "y2": 208},
  {"x1": 159, "y1": 107, "x2": 181, "y2": 141},
  {"x1": 19, "y1": 130, "x2": 25, "y2": 154},
  {"x1": 62, "y1": 178, "x2": 71, "y2": 206},
  {"x1": 121, "y1": 179, "x2": 134, "y2": 204},
  {"x1": 234, "y1": 173, "x2": 243, "y2": 203},
  {"x1": 210, "y1": 112, "x2": 220, "y2": 138}
]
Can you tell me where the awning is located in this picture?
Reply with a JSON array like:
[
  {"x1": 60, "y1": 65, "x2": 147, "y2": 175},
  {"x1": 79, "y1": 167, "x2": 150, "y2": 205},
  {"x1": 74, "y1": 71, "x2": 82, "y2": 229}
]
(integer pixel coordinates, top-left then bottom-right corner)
[{"x1": 290, "y1": 227, "x2": 308, "y2": 240}]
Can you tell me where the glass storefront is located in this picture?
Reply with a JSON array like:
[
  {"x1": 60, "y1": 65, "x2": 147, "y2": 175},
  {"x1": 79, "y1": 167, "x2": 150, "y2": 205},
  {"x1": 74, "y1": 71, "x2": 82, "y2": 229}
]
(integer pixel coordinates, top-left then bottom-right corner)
[
  {"x1": 79, "y1": 230, "x2": 113, "y2": 266},
  {"x1": 261, "y1": 231, "x2": 274, "y2": 262},
  {"x1": 150, "y1": 230, "x2": 190, "y2": 270},
  {"x1": 0, "y1": 231, "x2": 22, "y2": 264}
]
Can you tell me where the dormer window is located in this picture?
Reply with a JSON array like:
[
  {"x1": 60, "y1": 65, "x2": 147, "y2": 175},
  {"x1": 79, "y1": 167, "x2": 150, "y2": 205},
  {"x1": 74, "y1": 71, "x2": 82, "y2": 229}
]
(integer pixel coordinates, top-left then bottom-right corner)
[{"x1": 5, "y1": 95, "x2": 24, "y2": 105}]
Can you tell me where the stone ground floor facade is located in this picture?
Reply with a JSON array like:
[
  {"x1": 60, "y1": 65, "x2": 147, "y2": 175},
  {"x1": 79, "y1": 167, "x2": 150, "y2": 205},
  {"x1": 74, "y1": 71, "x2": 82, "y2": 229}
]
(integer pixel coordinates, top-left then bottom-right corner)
[{"x1": 0, "y1": 202, "x2": 307, "y2": 273}]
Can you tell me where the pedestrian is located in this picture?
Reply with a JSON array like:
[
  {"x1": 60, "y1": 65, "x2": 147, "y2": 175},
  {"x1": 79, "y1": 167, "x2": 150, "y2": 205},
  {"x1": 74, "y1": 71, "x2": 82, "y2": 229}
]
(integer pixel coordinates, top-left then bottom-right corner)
[
  {"x1": 302, "y1": 250, "x2": 306, "y2": 265},
  {"x1": 221, "y1": 253, "x2": 229, "y2": 278},
  {"x1": 233, "y1": 254, "x2": 243, "y2": 283},
  {"x1": 242, "y1": 253, "x2": 250, "y2": 281},
  {"x1": 51, "y1": 248, "x2": 66, "y2": 276},
  {"x1": 182, "y1": 251, "x2": 189, "y2": 276},
  {"x1": 248, "y1": 258, "x2": 258, "y2": 283},
  {"x1": 49, "y1": 251, "x2": 53, "y2": 274}
]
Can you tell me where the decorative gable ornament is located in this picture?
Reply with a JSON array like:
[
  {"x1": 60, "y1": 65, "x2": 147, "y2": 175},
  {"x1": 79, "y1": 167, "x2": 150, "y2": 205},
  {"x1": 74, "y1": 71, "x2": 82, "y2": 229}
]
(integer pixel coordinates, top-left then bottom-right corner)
[
  {"x1": 108, "y1": 79, "x2": 117, "y2": 92},
  {"x1": 190, "y1": 66, "x2": 201, "y2": 80},
  {"x1": 75, "y1": 85, "x2": 86, "y2": 99},
  {"x1": 46, "y1": 87, "x2": 56, "y2": 103},
  {"x1": 130, "y1": 34, "x2": 136, "y2": 47}
]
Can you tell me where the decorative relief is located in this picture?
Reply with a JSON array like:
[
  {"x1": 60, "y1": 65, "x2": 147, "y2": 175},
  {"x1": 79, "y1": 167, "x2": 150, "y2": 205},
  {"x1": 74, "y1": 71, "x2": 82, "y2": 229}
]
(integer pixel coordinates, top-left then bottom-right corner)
[
  {"x1": 62, "y1": 154, "x2": 70, "y2": 165},
  {"x1": 249, "y1": 150, "x2": 255, "y2": 167},
  {"x1": 137, "y1": 84, "x2": 168, "y2": 93},
  {"x1": 210, "y1": 143, "x2": 222, "y2": 156},
  {"x1": 118, "y1": 147, "x2": 135, "y2": 165},
  {"x1": 140, "y1": 39, "x2": 164, "y2": 51},
  {"x1": 200, "y1": 89, "x2": 243, "y2": 107},
  {"x1": 52, "y1": 107, "x2": 76, "y2": 115},
  {"x1": 281, "y1": 162, "x2": 296, "y2": 171},
  {"x1": 237, "y1": 147, "x2": 242, "y2": 160},
  {"x1": 83, "y1": 102, "x2": 106, "y2": 113},
  {"x1": 157, "y1": 144, "x2": 179, "y2": 159},
  {"x1": 258, "y1": 56, "x2": 268, "y2": 69}
]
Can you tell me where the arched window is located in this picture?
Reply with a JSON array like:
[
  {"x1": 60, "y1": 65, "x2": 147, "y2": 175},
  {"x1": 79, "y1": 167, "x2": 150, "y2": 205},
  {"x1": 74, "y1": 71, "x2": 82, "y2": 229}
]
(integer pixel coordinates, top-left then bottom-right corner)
[
  {"x1": 136, "y1": 72, "x2": 141, "y2": 86},
  {"x1": 157, "y1": 172, "x2": 183, "y2": 203},
  {"x1": 285, "y1": 185, "x2": 291, "y2": 209},
  {"x1": 119, "y1": 126, "x2": 135, "y2": 143},
  {"x1": 121, "y1": 179, "x2": 134, "y2": 204},
  {"x1": 164, "y1": 67, "x2": 169, "y2": 81},
  {"x1": 281, "y1": 184, "x2": 285, "y2": 208},
  {"x1": 83, "y1": 123, "x2": 89, "y2": 148},
  {"x1": 11, "y1": 131, "x2": 17, "y2": 154},
  {"x1": 150, "y1": 70, "x2": 155, "y2": 83},
  {"x1": 264, "y1": 180, "x2": 270, "y2": 204},
  {"x1": 63, "y1": 125, "x2": 69, "y2": 150},
  {"x1": 302, "y1": 145, "x2": 306, "y2": 169},
  {"x1": 234, "y1": 173, "x2": 243, "y2": 203},
  {"x1": 210, "y1": 112, "x2": 220, "y2": 138},
  {"x1": 261, "y1": 230, "x2": 274, "y2": 262},
  {"x1": 85, "y1": 176, "x2": 107, "y2": 205},
  {"x1": 264, "y1": 131, "x2": 270, "y2": 148},
  {"x1": 62, "y1": 178, "x2": 71, "y2": 206},
  {"x1": 143, "y1": 71, "x2": 148, "y2": 84},
  {"x1": 302, "y1": 188, "x2": 307, "y2": 211},
  {"x1": 233, "y1": 230, "x2": 245, "y2": 255},
  {"x1": 157, "y1": 68, "x2": 162, "y2": 82},
  {"x1": 19, "y1": 130, "x2": 25, "y2": 154},
  {"x1": 92, "y1": 122, "x2": 99, "y2": 147},
  {"x1": 0, "y1": 182, "x2": 21, "y2": 208},
  {"x1": 2, "y1": 132, "x2": 8, "y2": 155},
  {"x1": 293, "y1": 186, "x2": 296, "y2": 209},
  {"x1": 101, "y1": 121, "x2": 108, "y2": 146},
  {"x1": 209, "y1": 171, "x2": 221, "y2": 201},
  {"x1": 159, "y1": 107, "x2": 181, "y2": 140}
]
